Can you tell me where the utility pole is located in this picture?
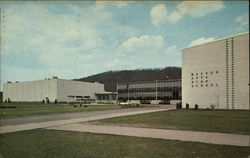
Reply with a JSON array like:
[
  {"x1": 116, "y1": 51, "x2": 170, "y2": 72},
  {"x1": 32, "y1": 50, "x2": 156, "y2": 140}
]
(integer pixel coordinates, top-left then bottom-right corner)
[
  {"x1": 217, "y1": 84, "x2": 219, "y2": 109},
  {"x1": 127, "y1": 84, "x2": 129, "y2": 103},
  {"x1": 155, "y1": 80, "x2": 158, "y2": 101},
  {"x1": 116, "y1": 83, "x2": 118, "y2": 104}
]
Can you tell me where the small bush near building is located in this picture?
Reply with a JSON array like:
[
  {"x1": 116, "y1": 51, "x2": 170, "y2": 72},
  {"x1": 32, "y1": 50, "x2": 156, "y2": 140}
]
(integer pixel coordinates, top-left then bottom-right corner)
[
  {"x1": 54, "y1": 99, "x2": 57, "y2": 104},
  {"x1": 195, "y1": 104, "x2": 199, "y2": 110},
  {"x1": 210, "y1": 104, "x2": 216, "y2": 110},
  {"x1": 42, "y1": 99, "x2": 45, "y2": 103},
  {"x1": 159, "y1": 100, "x2": 170, "y2": 104},
  {"x1": 186, "y1": 103, "x2": 189, "y2": 109},
  {"x1": 176, "y1": 102, "x2": 182, "y2": 109},
  {"x1": 140, "y1": 100, "x2": 150, "y2": 104}
]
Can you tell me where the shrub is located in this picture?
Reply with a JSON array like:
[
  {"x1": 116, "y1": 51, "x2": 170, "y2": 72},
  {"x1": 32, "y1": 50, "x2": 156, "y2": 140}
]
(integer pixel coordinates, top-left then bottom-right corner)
[
  {"x1": 54, "y1": 99, "x2": 57, "y2": 104},
  {"x1": 4, "y1": 99, "x2": 7, "y2": 103},
  {"x1": 159, "y1": 100, "x2": 170, "y2": 104},
  {"x1": 140, "y1": 100, "x2": 150, "y2": 104},
  {"x1": 7, "y1": 98, "x2": 11, "y2": 103},
  {"x1": 176, "y1": 102, "x2": 182, "y2": 109},
  {"x1": 186, "y1": 103, "x2": 189, "y2": 109},
  {"x1": 195, "y1": 104, "x2": 199, "y2": 110},
  {"x1": 210, "y1": 104, "x2": 215, "y2": 110},
  {"x1": 47, "y1": 99, "x2": 50, "y2": 104},
  {"x1": 42, "y1": 99, "x2": 45, "y2": 103}
]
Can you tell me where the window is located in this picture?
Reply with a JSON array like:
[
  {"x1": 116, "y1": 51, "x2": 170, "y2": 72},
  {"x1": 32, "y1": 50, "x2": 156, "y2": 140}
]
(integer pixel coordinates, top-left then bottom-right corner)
[
  {"x1": 216, "y1": 71, "x2": 219, "y2": 74},
  {"x1": 210, "y1": 83, "x2": 213, "y2": 87},
  {"x1": 191, "y1": 73, "x2": 194, "y2": 76}
]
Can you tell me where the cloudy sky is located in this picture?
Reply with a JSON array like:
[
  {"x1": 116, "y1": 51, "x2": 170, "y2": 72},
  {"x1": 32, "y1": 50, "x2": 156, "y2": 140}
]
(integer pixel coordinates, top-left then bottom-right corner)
[{"x1": 0, "y1": 1, "x2": 249, "y2": 88}]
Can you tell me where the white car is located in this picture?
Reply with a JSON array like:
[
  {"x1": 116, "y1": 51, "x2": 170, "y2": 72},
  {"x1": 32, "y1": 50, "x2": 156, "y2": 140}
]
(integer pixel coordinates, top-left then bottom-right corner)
[{"x1": 119, "y1": 102, "x2": 130, "y2": 105}]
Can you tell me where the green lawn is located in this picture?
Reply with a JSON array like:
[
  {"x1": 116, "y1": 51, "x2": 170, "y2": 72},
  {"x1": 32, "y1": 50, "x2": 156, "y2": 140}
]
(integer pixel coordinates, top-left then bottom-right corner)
[
  {"x1": 0, "y1": 129, "x2": 249, "y2": 158},
  {"x1": 91, "y1": 109, "x2": 250, "y2": 134},
  {"x1": 0, "y1": 103, "x2": 122, "y2": 118}
]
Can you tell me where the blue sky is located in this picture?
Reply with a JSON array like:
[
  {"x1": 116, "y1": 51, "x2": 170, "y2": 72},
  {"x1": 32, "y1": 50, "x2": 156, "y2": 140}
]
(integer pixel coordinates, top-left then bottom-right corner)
[{"x1": 0, "y1": 1, "x2": 249, "y2": 88}]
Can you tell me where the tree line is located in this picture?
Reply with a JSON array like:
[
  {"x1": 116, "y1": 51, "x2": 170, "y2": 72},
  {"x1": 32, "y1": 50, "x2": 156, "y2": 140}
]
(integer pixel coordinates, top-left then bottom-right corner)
[{"x1": 76, "y1": 67, "x2": 181, "y2": 92}]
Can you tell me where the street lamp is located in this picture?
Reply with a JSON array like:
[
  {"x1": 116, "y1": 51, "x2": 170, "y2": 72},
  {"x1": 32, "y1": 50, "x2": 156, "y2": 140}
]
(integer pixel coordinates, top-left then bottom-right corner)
[{"x1": 155, "y1": 80, "x2": 158, "y2": 101}]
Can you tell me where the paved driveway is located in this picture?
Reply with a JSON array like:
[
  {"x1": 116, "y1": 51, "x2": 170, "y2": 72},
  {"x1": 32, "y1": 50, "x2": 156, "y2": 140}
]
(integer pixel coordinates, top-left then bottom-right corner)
[
  {"x1": 0, "y1": 105, "x2": 174, "y2": 133},
  {"x1": 47, "y1": 123, "x2": 250, "y2": 147},
  {"x1": 0, "y1": 105, "x2": 174, "y2": 126}
]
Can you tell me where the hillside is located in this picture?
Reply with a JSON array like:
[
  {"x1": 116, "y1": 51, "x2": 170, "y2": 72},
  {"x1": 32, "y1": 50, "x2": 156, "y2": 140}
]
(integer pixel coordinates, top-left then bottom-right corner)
[{"x1": 76, "y1": 67, "x2": 181, "y2": 92}]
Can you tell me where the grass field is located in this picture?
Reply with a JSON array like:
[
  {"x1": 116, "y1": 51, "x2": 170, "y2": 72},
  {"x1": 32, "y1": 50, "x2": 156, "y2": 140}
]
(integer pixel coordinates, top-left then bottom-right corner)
[
  {"x1": 0, "y1": 103, "x2": 122, "y2": 118},
  {"x1": 92, "y1": 109, "x2": 250, "y2": 134},
  {"x1": 0, "y1": 129, "x2": 249, "y2": 158}
]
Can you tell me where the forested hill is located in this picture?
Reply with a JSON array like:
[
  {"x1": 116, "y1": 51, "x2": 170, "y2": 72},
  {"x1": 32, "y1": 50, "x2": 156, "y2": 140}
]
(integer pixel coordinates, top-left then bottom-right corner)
[{"x1": 76, "y1": 67, "x2": 181, "y2": 92}]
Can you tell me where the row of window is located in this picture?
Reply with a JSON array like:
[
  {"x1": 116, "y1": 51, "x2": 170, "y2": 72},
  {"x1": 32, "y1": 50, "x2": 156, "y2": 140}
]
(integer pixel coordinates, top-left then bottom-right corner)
[
  {"x1": 191, "y1": 71, "x2": 219, "y2": 76},
  {"x1": 191, "y1": 83, "x2": 218, "y2": 88},
  {"x1": 118, "y1": 96, "x2": 182, "y2": 100},
  {"x1": 118, "y1": 87, "x2": 181, "y2": 93},
  {"x1": 191, "y1": 80, "x2": 210, "y2": 83},
  {"x1": 67, "y1": 95, "x2": 90, "y2": 98},
  {"x1": 192, "y1": 76, "x2": 209, "y2": 80}
]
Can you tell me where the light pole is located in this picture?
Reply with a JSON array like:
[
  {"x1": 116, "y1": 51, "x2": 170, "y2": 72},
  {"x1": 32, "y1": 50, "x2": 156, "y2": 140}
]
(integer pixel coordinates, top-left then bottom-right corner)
[
  {"x1": 155, "y1": 80, "x2": 158, "y2": 101},
  {"x1": 127, "y1": 84, "x2": 129, "y2": 103},
  {"x1": 217, "y1": 83, "x2": 219, "y2": 109},
  {"x1": 116, "y1": 83, "x2": 118, "y2": 104}
]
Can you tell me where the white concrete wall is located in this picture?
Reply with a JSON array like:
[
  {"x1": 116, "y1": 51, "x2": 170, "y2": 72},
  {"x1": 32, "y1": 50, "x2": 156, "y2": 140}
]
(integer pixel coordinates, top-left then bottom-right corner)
[
  {"x1": 182, "y1": 33, "x2": 249, "y2": 109},
  {"x1": 57, "y1": 79, "x2": 105, "y2": 102},
  {"x1": 3, "y1": 79, "x2": 57, "y2": 102},
  {"x1": 233, "y1": 34, "x2": 249, "y2": 109},
  {"x1": 3, "y1": 79, "x2": 106, "y2": 103}
]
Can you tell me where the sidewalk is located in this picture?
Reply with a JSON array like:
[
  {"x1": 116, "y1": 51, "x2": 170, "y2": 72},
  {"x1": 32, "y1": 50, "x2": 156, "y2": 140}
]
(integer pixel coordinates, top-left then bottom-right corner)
[
  {"x1": 0, "y1": 107, "x2": 172, "y2": 134},
  {"x1": 47, "y1": 123, "x2": 250, "y2": 147}
]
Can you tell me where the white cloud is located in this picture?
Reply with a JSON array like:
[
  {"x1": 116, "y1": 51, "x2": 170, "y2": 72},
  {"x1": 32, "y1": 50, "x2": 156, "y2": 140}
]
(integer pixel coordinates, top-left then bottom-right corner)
[
  {"x1": 1, "y1": 3, "x2": 114, "y2": 86},
  {"x1": 165, "y1": 45, "x2": 178, "y2": 54},
  {"x1": 168, "y1": 11, "x2": 183, "y2": 23},
  {"x1": 176, "y1": 1, "x2": 224, "y2": 18},
  {"x1": 188, "y1": 37, "x2": 215, "y2": 47},
  {"x1": 95, "y1": 1, "x2": 134, "y2": 8},
  {"x1": 104, "y1": 59, "x2": 134, "y2": 70},
  {"x1": 150, "y1": 1, "x2": 225, "y2": 25},
  {"x1": 151, "y1": 4, "x2": 168, "y2": 26},
  {"x1": 235, "y1": 13, "x2": 249, "y2": 26},
  {"x1": 121, "y1": 35, "x2": 165, "y2": 52}
]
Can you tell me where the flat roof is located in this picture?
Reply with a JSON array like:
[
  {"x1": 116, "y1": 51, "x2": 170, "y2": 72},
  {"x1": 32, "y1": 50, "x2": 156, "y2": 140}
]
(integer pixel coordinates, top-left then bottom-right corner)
[
  {"x1": 95, "y1": 92, "x2": 117, "y2": 95},
  {"x1": 5, "y1": 78, "x2": 103, "y2": 85},
  {"x1": 183, "y1": 32, "x2": 249, "y2": 50},
  {"x1": 118, "y1": 79, "x2": 181, "y2": 85}
]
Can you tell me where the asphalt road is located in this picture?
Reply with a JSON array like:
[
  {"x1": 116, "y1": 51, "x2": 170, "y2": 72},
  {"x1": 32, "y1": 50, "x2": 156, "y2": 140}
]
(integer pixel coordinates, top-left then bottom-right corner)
[{"x1": 0, "y1": 105, "x2": 175, "y2": 133}]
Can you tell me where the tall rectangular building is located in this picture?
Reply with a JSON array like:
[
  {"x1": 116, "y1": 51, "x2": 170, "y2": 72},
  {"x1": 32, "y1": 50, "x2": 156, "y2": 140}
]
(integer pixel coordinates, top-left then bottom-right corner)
[{"x1": 182, "y1": 32, "x2": 249, "y2": 109}]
